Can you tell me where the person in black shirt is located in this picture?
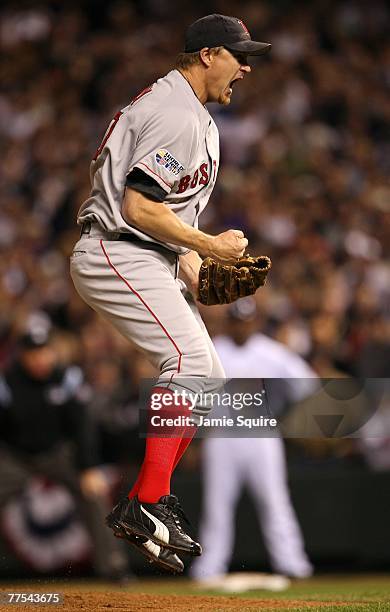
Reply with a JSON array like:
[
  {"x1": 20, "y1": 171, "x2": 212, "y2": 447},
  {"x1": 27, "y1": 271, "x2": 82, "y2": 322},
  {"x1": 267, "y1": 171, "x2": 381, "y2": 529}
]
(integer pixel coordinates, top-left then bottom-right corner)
[{"x1": 0, "y1": 325, "x2": 129, "y2": 580}]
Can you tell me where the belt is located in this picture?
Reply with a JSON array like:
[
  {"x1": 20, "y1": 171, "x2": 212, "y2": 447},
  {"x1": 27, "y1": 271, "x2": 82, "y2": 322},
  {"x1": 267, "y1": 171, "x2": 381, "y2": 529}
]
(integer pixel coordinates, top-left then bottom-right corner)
[
  {"x1": 80, "y1": 221, "x2": 154, "y2": 245},
  {"x1": 80, "y1": 221, "x2": 139, "y2": 241},
  {"x1": 80, "y1": 221, "x2": 179, "y2": 259}
]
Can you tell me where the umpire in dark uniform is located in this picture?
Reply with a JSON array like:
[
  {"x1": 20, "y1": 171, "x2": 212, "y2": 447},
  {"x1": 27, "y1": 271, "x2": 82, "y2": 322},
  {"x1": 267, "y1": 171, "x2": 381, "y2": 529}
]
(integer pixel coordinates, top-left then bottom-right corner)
[{"x1": 0, "y1": 324, "x2": 129, "y2": 580}]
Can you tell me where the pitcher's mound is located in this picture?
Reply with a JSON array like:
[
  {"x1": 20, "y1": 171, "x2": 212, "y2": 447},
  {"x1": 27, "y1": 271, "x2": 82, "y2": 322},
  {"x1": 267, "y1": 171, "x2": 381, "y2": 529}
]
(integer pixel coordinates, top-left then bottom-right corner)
[{"x1": 60, "y1": 591, "x2": 357, "y2": 611}]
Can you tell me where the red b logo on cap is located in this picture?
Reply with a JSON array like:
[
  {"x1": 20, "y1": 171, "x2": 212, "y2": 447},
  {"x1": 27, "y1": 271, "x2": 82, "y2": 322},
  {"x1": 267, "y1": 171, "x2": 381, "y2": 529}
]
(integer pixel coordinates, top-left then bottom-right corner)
[{"x1": 237, "y1": 19, "x2": 249, "y2": 35}]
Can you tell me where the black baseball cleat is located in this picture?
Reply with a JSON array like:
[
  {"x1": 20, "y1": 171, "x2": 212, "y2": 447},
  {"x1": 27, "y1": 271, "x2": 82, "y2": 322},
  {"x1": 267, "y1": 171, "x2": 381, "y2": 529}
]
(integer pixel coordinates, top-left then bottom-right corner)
[
  {"x1": 106, "y1": 498, "x2": 184, "y2": 574},
  {"x1": 106, "y1": 495, "x2": 202, "y2": 556}
]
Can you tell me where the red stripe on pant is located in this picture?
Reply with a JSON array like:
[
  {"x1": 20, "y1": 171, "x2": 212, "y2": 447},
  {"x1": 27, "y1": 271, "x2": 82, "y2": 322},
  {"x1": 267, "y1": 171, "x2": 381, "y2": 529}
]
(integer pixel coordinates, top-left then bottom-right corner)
[{"x1": 100, "y1": 239, "x2": 183, "y2": 374}]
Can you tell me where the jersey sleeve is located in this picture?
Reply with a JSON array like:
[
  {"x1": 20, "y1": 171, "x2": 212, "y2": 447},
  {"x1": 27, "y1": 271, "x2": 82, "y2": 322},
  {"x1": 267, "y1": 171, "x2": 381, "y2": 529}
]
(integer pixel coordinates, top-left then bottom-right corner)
[
  {"x1": 129, "y1": 107, "x2": 195, "y2": 196},
  {"x1": 125, "y1": 167, "x2": 167, "y2": 202}
]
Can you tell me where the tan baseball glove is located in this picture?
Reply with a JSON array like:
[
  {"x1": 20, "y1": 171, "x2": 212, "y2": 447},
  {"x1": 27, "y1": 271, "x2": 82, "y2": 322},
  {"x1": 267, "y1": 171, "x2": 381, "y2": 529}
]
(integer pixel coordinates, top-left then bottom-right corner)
[{"x1": 198, "y1": 255, "x2": 272, "y2": 306}]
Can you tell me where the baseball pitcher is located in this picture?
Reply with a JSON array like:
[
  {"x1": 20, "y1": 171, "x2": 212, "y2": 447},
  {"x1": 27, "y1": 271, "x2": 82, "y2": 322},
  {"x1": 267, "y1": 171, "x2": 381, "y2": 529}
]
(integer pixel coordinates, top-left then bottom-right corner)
[{"x1": 70, "y1": 14, "x2": 271, "y2": 573}]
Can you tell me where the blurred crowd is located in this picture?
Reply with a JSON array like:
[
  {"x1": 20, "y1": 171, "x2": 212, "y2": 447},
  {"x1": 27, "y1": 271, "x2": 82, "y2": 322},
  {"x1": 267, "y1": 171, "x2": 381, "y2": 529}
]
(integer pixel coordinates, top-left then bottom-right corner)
[
  {"x1": 0, "y1": 0, "x2": 389, "y2": 579},
  {"x1": 0, "y1": 0, "x2": 389, "y2": 413}
]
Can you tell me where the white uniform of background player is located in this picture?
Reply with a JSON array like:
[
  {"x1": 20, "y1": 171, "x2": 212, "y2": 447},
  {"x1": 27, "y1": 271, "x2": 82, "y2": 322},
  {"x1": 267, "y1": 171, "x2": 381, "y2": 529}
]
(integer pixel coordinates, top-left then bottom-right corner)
[{"x1": 191, "y1": 297, "x2": 314, "y2": 580}]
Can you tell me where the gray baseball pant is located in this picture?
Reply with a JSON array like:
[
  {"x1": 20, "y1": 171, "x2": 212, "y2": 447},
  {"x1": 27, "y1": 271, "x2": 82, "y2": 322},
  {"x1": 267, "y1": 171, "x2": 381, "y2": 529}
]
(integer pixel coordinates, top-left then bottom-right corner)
[{"x1": 70, "y1": 226, "x2": 225, "y2": 420}]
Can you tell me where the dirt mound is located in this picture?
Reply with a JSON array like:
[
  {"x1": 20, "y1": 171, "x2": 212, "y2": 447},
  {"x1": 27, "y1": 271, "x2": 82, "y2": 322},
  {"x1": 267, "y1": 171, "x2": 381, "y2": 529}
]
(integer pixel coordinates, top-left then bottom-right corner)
[{"x1": 51, "y1": 591, "x2": 357, "y2": 611}]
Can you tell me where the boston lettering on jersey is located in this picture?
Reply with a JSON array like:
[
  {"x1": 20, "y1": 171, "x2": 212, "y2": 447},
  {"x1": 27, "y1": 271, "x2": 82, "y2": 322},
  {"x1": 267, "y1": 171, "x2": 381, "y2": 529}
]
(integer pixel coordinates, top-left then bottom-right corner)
[{"x1": 176, "y1": 162, "x2": 209, "y2": 194}]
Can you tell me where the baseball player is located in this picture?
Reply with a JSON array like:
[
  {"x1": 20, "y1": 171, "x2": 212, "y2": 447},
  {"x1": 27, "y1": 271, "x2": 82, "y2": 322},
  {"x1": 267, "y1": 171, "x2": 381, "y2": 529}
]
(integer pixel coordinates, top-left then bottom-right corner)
[
  {"x1": 70, "y1": 14, "x2": 271, "y2": 572},
  {"x1": 191, "y1": 298, "x2": 314, "y2": 581}
]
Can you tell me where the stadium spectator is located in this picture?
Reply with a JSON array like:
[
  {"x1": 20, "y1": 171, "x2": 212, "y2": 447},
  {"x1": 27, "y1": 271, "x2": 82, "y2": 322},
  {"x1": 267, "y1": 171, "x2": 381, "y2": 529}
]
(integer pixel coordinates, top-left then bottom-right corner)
[
  {"x1": 0, "y1": 0, "x2": 387, "y2": 382},
  {"x1": 0, "y1": 316, "x2": 130, "y2": 580}
]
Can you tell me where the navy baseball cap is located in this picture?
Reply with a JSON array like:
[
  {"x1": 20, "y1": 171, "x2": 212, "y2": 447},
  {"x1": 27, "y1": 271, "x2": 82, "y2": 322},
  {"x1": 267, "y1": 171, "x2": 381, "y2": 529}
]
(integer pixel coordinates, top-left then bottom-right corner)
[
  {"x1": 185, "y1": 14, "x2": 271, "y2": 56},
  {"x1": 227, "y1": 297, "x2": 257, "y2": 321}
]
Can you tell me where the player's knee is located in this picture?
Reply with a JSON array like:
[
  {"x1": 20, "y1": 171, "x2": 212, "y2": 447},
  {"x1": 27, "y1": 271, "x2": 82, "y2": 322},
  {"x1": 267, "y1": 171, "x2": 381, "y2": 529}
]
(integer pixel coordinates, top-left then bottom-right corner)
[
  {"x1": 161, "y1": 342, "x2": 213, "y2": 379},
  {"x1": 186, "y1": 344, "x2": 214, "y2": 378}
]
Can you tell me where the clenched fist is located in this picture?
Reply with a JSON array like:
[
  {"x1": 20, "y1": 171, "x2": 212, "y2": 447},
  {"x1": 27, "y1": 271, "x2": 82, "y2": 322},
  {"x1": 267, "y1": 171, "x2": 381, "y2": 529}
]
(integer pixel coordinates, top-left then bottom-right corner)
[{"x1": 208, "y1": 229, "x2": 248, "y2": 263}]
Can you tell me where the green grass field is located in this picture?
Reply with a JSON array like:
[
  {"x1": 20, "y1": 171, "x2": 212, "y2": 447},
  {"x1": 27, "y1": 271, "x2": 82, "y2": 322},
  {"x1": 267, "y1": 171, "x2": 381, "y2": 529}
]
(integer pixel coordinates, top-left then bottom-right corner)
[{"x1": 129, "y1": 575, "x2": 390, "y2": 610}]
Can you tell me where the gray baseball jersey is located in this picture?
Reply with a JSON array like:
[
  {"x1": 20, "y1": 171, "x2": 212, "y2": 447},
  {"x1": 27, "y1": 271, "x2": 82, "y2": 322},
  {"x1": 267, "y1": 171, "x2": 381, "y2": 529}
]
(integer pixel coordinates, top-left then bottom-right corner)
[
  {"x1": 71, "y1": 67, "x2": 225, "y2": 404},
  {"x1": 78, "y1": 69, "x2": 220, "y2": 254}
]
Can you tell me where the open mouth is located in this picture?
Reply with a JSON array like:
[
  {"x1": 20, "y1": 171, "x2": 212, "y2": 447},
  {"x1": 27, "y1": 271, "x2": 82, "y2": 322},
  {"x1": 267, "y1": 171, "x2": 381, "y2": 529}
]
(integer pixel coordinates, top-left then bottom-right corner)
[{"x1": 227, "y1": 76, "x2": 242, "y2": 94}]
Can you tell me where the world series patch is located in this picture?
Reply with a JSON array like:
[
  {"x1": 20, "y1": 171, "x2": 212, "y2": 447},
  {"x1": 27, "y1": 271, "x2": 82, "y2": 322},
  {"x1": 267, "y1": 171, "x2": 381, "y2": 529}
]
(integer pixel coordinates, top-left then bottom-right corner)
[{"x1": 155, "y1": 149, "x2": 184, "y2": 176}]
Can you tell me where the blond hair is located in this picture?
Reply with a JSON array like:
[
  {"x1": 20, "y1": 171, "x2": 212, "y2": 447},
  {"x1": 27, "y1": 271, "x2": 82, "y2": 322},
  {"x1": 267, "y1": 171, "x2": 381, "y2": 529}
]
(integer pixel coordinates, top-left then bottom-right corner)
[{"x1": 175, "y1": 46, "x2": 224, "y2": 70}]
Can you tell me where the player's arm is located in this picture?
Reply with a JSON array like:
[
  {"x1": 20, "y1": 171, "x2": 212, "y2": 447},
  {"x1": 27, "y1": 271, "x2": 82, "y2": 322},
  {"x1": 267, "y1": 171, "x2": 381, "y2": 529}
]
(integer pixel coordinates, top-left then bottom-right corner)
[
  {"x1": 178, "y1": 250, "x2": 203, "y2": 295},
  {"x1": 122, "y1": 187, "x2": 247, "y2": 263}
]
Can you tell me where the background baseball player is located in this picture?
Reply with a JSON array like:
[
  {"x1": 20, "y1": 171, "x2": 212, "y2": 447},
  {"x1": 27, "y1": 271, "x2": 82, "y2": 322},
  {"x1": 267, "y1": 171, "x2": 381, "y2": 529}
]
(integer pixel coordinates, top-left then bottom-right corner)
[
  {"x1": 191, "y1": 297, "x2": 315, "y2": 582},
  {"x1": 70, "y1": 14, "x2": 271, "y2": 571}
]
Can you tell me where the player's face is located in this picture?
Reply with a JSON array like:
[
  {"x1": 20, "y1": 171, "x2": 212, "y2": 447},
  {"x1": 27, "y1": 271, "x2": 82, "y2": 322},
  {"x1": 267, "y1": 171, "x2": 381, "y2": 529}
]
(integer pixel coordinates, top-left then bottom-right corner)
[
  {"x1": 208, "y1": 48, "x2": 251, "y2": 105},
  {"x1": 228, "y1": 318, "x2": 257, "y2": 345},
  {"x1": 19, "y1": 346, "x2": 57, "y2": 380}
]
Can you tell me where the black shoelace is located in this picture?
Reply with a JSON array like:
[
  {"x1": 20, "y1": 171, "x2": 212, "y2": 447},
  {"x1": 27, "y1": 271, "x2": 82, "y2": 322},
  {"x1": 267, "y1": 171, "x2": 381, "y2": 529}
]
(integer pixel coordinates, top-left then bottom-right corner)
[{"x1": 165, "y1": 499, "x2": 191, "y2": 533}]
